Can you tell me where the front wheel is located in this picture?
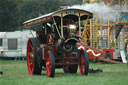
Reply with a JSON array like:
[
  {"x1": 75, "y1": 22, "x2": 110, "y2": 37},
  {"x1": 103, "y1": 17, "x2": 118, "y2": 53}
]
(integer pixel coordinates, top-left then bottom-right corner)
[
  {"x1": 46, "y1": 50, "x2": 55, "y2": 77},
  {"x1": 79, "y1": 49, "x2": 89, "y2": 75}
]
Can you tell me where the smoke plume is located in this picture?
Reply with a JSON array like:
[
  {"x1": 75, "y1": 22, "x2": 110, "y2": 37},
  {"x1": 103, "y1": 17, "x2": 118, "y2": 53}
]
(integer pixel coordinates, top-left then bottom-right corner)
[{"x1": 68, "y1": 3, "x2": 123, "y2": 23}]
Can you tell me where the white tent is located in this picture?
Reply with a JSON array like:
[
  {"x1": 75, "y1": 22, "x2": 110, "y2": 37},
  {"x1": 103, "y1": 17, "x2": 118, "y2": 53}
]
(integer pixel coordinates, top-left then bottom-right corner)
[
  {"x1": 0, "y1": 32, "x2": 6, "y2": 57},
  {"x1": 0, "y1": 30, "x2": 36, "y2": 58}
]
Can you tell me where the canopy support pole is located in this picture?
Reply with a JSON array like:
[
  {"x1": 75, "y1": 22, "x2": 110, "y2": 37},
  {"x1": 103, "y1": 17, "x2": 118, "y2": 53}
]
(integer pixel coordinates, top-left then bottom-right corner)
[
  {"x1": 61, "y1": 13, "x2": 64, "y2": 38},
  {"x1": 79, "y1": 12, "x2": 81, "y2": 36},
  {"x1": 53, "y1": 17, "x2": 61, "y2": 38}
]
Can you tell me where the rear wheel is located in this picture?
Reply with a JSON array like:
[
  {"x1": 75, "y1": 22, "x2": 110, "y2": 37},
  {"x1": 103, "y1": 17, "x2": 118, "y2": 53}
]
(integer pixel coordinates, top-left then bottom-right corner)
[
  {"x1": 26, "y1": 38, "x2": 42, "y2": 75},
  {"x1": 46, "y1": 50, "x2": 55, "y2": 77},
  {"x1": 79, "y1": 49, "x2": 89, "y2": 75}
]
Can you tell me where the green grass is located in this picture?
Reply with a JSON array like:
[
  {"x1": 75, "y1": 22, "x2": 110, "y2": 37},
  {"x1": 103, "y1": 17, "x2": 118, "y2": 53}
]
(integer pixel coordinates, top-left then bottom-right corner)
[{"x1": 0, "y1": 60, "x2": 128, "y2": 85}]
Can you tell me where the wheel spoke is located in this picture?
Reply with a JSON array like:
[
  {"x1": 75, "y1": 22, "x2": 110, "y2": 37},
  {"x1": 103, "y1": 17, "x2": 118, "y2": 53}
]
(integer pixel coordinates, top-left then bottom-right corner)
[
  {"x1": 46, "y1": 56, "x2": 51, "y2": 76},
  {"x1": 47, "y1": 63, "x2": 51, "y2": 76},
  {"x1": 81, "y1": 65, "x2": 84, "y2": 73},
  {"x1": 29, "y1": 43, "x2": 34, "y2": 53},
  {"x1": 46, "y1": 51, "x2": 55, "y2": 77},
  {"x1": 79, "y1": 49, "x2": 89, "y2": 76},
  {"x1": 81, "y1": 56, "x2": 84, "y2": 65},
  {"x1": 30, "y1": 62, "x2": 33, "y2": 68},
  {"x1": 79, "y1": 53, "x2": 85, "y2": 75},
  {"x1": 29, "y1": 43, "x2": 33, "y2": 49},
  {"x1": 80, "y1": 55, "x2": 84, "y2": 75}
]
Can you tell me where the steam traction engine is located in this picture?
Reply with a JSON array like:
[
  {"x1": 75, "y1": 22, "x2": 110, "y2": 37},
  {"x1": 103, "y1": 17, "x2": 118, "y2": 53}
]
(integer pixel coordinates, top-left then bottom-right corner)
[{"x1": 24, "y1": 8, "x2": 93, "y2": 77}]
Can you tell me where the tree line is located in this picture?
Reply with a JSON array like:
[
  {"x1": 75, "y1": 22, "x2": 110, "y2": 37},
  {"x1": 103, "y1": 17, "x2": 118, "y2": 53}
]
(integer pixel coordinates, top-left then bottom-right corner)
[{"x1": 0, "y1": 0, "x2": 82, "y2": 31}]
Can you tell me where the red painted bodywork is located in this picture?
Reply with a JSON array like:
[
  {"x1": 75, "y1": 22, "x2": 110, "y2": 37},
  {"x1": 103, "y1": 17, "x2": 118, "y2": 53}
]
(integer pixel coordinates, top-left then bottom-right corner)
[
  {"x1": 103, "y1": 49, "x2": 113, "y2": 59},
  {"x1": 77, "y1": 42, "x2": 106, "y2": 60}
]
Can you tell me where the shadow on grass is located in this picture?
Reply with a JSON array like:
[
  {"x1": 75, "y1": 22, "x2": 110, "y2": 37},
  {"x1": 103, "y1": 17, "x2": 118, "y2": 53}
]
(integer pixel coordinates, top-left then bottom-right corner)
[{"x1": 40, "y1": 70, "x2": 103, "y2": 78}]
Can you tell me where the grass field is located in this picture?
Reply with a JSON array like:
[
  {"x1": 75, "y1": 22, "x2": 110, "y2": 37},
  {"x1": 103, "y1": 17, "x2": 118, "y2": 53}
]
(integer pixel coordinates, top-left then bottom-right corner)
[{"x1": 0, "y1": 60, "x2": 128, "y2": 85}]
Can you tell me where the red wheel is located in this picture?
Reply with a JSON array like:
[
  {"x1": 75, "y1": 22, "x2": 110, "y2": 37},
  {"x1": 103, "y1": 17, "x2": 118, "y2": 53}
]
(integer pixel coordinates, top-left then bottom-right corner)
[
  {"x1": 79, "y1": 49, "x2": 89, "y2": 75},
  {"x1": 46, "y1": 50, "x2": 55, "y2": 77},
  {"x1": 27, "y1": 38, "x2": 42, "y2": 75}
]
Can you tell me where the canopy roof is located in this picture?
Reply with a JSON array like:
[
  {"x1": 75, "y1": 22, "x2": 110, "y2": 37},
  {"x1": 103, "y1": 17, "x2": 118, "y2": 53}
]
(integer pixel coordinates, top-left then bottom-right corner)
[{"x1": 23, "y1": 8, "x2": 93, "y2": 27}]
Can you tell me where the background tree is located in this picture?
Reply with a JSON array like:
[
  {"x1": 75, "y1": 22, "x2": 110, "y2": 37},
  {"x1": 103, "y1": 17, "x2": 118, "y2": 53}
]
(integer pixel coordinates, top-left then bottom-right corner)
[
  {"x1": 16, "y1": 0, "x2": 61, "y2": 28},
  {"x1": 0, "y1": 0, "x2": 82, "y2": 31},
  {"x1": 0, "y1": 0, "x2": 17, "y2": 31}
]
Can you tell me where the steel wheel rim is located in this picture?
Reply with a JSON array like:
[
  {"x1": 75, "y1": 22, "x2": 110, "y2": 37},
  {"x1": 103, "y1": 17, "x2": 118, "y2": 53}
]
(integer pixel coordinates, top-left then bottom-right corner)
[
  {"x1": 27, "y1": 40, "x2": 34, "y2": 75},
  {"x1": 46, "y1": 53, "x2": 51, "y2": 77},
  {"x1": 79, "y1": 54, "x2": 85, "y2": 75}
]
